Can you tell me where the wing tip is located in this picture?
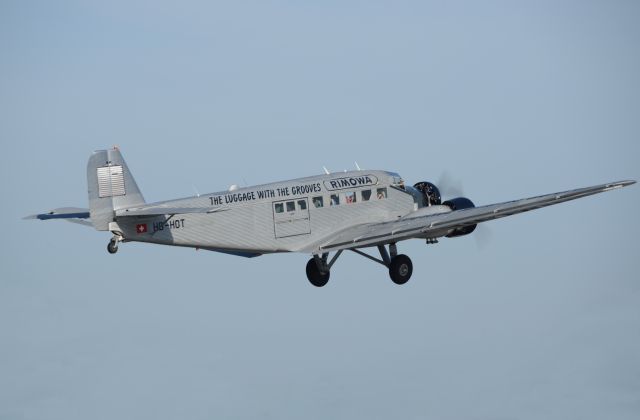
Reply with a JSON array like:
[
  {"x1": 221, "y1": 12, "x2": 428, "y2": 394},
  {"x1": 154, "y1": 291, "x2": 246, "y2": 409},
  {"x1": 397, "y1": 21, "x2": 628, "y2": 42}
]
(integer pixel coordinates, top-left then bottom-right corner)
[{"x1": 609, "y1": 180, "x2": 636, "y2": 189}]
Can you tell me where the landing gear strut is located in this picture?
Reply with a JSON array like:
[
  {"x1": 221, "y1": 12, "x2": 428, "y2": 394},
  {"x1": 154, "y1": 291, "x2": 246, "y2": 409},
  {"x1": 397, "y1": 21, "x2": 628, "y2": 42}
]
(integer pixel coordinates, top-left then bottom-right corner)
[{"x1": 306, "y1": 243, "x2": 413, "y2": 286}]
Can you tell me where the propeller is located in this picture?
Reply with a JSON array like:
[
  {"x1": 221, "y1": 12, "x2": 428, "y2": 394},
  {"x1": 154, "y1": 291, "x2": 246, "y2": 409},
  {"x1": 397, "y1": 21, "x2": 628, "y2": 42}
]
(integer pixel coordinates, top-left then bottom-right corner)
[
  {"x1": 474, "y1": 223, "x2": 493, "y2": 251},
  {"x1": 437, "y1": 170, "x2": 464, "y2": 198},
  {"x1": 437, "y1": 171, "x2": 492, "y2": 250}
]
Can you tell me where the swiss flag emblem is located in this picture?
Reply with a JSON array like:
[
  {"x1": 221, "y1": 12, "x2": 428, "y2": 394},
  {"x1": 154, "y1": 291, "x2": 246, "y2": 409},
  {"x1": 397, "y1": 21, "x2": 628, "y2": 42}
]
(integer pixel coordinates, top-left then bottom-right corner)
[{"x1": 136, "y1": 224, "x2": 148, "y2": 234}]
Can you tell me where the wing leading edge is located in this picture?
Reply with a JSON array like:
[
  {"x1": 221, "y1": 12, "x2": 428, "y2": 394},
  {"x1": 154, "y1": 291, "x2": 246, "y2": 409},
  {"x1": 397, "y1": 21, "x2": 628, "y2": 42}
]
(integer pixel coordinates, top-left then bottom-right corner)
[{"x1": 313, "y1": 180, "x2": 636, "y2": 253}]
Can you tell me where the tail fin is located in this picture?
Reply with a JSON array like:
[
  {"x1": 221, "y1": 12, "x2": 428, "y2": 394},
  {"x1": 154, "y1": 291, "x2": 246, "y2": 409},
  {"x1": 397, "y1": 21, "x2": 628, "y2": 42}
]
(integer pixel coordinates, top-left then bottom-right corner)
[{"x1": 87, "y1": 148, "x2": 145, "y2": 230}]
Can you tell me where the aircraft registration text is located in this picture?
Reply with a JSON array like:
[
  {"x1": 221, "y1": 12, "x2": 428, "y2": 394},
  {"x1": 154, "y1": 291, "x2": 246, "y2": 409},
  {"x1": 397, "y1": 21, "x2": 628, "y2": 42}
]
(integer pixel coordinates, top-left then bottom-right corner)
[{"x1": 153, "y1": 218, "x2": 185, "y2": 232}]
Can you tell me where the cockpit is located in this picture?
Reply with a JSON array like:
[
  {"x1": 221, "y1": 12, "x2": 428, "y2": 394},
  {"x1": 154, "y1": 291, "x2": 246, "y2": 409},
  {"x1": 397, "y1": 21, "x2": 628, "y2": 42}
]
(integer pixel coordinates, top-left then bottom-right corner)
[{"x1": 390, "y1": 174, "x2": 405, "y2": 190}]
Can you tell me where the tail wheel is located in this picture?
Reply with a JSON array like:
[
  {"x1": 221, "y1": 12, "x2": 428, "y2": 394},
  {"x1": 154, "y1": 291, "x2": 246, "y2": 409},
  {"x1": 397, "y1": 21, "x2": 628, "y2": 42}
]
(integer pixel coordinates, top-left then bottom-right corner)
[
  {"x1": 306, "y1": 258, "x2": 330, "y2": 287},
  {"x1": 389, "y1": 254, "x2": 413, "y2": 285},
  {"x1": 107, "y1": 239, "x2": 118, "y2": 254}
]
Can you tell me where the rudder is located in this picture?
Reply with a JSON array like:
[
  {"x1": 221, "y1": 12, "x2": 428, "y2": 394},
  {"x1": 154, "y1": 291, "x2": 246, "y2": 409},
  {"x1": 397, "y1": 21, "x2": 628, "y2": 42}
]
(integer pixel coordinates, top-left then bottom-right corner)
[{"x1": 87, "y1": 148, "x2": 145, "y2": 230}]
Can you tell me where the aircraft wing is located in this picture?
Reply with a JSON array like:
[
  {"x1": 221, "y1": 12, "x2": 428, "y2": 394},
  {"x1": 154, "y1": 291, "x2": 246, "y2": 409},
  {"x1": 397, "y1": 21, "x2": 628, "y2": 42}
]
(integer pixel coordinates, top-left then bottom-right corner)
[
  {"x1": 313, "y1": 180, "x2": 635, "y2": 253},
  {"x1": 23, "y1": 207, "x2": 93, "y2": 227}
]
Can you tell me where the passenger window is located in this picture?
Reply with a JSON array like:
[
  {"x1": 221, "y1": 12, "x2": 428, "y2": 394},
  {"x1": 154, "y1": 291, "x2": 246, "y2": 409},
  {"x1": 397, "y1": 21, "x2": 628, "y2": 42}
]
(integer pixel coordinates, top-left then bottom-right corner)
[
  {"x1": 275, "y1": 203, "x2": 284, "y2": 213},
  {"x1": 345, "y1": 191, "x2": 356, "y2": 204},
  {"x1": 361, "y1": 189, "x2": 372, "y2": 201},
  {"x1": 286, "y1": 201, "x2": 296, "y2": 212},
  {"x1": 377, "y1": 188, "x2": 387, "y2": 199},
  {"x1": 330, "y1": 194, "x2": 340, "y2": 206},
  {"x1": 312, "y1": 196, "x2": 324, "y2": 208},
  {"x1": 297, "y1": 200, "x2": 307, "y2": 211}
]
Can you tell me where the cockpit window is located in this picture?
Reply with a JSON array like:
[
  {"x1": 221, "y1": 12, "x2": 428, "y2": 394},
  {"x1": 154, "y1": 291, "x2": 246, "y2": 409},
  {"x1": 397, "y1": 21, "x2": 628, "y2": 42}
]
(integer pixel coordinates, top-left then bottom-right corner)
[
  {"x1": 377, "y1": 188, "x2": 387, "y2": 199},
  {"x1": 392, "y1": 176, "x2": 405, "y2": 190}
]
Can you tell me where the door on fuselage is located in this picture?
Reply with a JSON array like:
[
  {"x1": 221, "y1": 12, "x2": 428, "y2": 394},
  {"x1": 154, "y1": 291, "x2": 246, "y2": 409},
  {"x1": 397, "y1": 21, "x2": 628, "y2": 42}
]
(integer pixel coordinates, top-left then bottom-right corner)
[{"x1": 273, "y1": 198, "x2": 311, "y2": 238}]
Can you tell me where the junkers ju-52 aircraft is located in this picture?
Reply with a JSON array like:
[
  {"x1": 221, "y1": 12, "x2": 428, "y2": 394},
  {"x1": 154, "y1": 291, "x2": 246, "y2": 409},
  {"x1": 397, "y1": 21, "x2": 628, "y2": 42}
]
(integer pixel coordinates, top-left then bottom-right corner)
[{"x1": 27, "y1": 148, "x2": 635, "y2": 287}]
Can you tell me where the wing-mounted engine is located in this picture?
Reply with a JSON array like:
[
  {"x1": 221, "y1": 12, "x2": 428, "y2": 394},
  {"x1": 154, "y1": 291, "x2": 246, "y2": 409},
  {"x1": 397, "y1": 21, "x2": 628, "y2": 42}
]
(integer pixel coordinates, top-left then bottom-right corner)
[
  {"x1": 412, "y1": 181, "x2": 477, "y2": 237},
  {"x1": 442, "y1": 197, "x2": 477, "y2": 237},
  {"x1": 413, "y1": 182, "x2": 441, "y2": 206}
]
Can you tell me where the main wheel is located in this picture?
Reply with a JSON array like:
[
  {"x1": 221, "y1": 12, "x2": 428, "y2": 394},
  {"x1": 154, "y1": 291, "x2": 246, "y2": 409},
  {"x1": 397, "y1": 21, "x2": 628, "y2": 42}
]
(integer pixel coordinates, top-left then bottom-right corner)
[
  {"x1": 306, "y1": 258, "x2": 330, "y2": 287},
  {"x1": 389, "y1": 254, "x2": 412, "y2": 285},
  {"x1": 107, "y1": 240, "x2": 118, "y2": 254}
]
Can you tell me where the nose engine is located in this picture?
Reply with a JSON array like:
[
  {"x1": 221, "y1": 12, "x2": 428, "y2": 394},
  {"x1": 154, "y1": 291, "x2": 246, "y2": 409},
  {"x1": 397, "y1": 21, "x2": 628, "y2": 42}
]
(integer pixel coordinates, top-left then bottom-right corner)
[
  {"x1": 413, "y1": 181, "x2": 477, "y2": 238},
  {"x1": 413, "y1": 181, "x2": 441, "y2": 206}
]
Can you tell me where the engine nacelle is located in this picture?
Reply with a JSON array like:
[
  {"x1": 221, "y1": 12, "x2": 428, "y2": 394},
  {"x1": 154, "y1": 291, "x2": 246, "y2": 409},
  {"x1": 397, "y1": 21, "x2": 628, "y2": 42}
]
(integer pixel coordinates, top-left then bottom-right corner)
[
  {"x1": 413, "y1": 181, "x2": 441, "y2": 206},
  {"x1": 443, "y1": 197, "x2": 477, "y2": 238}
]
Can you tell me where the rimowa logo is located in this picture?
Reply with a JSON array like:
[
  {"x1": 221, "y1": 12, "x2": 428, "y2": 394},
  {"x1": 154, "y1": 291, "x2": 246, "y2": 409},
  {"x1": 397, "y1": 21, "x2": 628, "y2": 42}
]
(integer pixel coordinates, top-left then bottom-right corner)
[{"x1": 324, "y1": 175, "x2": 377, "y2": 191}]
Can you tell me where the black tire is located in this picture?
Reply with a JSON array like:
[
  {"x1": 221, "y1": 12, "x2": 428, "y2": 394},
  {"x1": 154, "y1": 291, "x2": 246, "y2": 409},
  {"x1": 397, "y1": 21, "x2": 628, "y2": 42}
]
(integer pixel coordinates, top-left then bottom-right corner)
[
  {"x1": 306, "y1": 258, "x2": 330, "y2": 287},
  {"x1": 107, "y1": 241, "x2": 118, "y2": 254},
  {"x1": 389, "y1": 254, "x2": 412, "y2": 285}
]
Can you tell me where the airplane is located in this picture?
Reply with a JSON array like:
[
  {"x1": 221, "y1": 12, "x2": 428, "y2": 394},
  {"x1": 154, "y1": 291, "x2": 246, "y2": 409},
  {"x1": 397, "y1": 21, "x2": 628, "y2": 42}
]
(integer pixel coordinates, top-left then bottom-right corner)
[{"x1": 26, "y1": 147, "x2": 635, "y2": 287}]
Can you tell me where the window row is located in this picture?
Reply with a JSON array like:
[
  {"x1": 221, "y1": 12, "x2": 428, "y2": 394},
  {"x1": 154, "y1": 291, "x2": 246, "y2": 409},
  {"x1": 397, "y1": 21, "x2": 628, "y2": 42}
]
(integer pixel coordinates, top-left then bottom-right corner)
[
  {"x1": 312, "y1": 188, "x2": 387, "y2": 208},
  {"x1": 273, "y1": 188, "x2": 389, "y2": 213},
  {"x1": 274, "y1": 199, "x2": 307, "y2": 214}
]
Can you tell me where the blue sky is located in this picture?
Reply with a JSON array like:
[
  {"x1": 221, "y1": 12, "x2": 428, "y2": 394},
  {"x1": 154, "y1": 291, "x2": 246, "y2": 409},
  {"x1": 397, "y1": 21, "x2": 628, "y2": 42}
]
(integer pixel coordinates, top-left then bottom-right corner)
[{"x1": 1, "y1": 1, "x2": 639, "y2": 419}]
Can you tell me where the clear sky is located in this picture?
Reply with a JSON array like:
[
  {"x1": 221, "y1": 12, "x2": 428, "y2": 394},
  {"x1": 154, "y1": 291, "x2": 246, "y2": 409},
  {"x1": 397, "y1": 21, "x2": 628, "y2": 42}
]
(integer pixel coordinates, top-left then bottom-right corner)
[{"x1": 1, "y1": 1, "x2": 639, "y2": 419}]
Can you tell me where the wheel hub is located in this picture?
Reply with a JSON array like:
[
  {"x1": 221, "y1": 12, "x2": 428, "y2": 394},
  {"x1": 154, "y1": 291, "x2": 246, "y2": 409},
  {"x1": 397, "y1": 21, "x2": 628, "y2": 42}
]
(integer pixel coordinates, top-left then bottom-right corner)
[{"x1": 399, "y1": 264, "x2": 409, "y2": 276}]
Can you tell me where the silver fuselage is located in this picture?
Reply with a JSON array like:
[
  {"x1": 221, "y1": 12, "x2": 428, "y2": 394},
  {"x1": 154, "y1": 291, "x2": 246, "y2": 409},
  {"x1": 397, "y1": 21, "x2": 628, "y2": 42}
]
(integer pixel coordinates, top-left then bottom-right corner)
[{"x1": 111, "y1": 170, "x2": 421, "y2": 255}]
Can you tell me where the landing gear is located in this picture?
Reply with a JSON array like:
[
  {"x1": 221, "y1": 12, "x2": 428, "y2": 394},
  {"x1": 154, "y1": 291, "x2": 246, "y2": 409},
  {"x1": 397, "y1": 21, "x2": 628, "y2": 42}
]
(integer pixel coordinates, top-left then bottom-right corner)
[
  {"x1": 107, "y1": 235, "x2": 123, "y2": 254},
  {"x1": 351, "y1": 243, "x2": 414, "y2": 285},
  {"x1": 388, "y1": 254, "x2": 413, "y2": 285},
  {"x1": 107, "y1": 239, "x2": 118, "y2": 254},
  {"x1": 306, "y1": 243, "x2": 414, "y2": 286},
  {"x1": 305, "y1": 251, "x2": 342, "y2": 287},
  {"x1": 306, "y1": 258, "x2": 330, "y2": 287}
]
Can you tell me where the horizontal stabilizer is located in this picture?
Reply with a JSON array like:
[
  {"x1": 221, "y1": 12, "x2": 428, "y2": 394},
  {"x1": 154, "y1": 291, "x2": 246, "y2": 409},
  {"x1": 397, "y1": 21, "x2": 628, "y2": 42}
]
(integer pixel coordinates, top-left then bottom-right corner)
[
  {"x1": 24, "y1": 207, "x2": 90, "y2": 221},
  {"x1": 24, "y1": 207, "x2": 93, "y2": 227}
]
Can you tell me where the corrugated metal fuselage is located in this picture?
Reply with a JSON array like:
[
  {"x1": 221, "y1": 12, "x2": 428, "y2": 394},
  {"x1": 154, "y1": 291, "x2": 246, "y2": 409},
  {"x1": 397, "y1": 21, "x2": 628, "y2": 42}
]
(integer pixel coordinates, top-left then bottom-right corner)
[{"x1": 112, "y1": 170, "x2": 416, "y2": 255}]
